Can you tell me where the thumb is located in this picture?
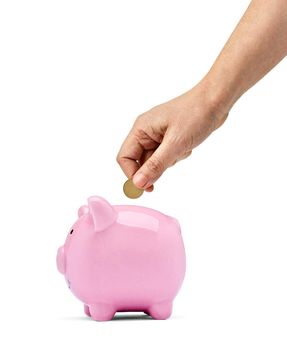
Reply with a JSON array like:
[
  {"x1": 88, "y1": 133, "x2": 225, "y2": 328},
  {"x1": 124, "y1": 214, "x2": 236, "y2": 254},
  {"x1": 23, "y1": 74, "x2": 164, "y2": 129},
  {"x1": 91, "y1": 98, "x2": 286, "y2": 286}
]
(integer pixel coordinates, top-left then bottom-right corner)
[{"x1": 132, "y1": 134, "x2": 176, "y2": 189}]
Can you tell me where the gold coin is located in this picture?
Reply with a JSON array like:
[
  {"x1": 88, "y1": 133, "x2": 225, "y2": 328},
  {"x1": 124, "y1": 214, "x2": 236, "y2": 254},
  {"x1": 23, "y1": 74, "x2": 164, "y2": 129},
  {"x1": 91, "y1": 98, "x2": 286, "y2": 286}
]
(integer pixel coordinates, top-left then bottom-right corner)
[{"x1": 123, "y1": 178, "x2": 144, "y2": 199}]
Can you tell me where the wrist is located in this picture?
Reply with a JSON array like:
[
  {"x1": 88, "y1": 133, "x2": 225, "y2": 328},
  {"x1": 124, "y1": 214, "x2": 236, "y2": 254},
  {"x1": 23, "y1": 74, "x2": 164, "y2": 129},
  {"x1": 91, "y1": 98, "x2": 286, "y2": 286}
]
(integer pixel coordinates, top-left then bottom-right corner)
[{"x1": 194, "y1": 76, "x2": 232, "y2": 130}]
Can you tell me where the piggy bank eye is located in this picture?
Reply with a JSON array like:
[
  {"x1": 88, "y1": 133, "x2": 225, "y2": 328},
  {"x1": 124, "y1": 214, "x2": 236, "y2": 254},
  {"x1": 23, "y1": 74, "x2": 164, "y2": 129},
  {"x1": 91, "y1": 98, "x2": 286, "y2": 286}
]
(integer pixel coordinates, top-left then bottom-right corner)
[{"x1": 69, "y1": 229, "x2": 74, "y2": 235}]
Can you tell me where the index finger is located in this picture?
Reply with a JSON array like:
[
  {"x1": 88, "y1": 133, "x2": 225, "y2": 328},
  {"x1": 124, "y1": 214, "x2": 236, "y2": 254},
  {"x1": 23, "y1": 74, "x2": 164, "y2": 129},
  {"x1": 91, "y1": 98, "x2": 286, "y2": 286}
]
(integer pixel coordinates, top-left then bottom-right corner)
[{"x1": 116, "y1": 130, "x2": 143, "y2": 179}]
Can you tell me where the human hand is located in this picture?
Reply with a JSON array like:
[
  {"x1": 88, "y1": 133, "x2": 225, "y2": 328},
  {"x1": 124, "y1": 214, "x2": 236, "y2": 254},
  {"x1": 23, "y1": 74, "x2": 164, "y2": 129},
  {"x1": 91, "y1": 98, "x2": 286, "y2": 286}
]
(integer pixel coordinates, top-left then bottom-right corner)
[{"x1": 117, "y1": 81, "x2": 228, "y2": 191}]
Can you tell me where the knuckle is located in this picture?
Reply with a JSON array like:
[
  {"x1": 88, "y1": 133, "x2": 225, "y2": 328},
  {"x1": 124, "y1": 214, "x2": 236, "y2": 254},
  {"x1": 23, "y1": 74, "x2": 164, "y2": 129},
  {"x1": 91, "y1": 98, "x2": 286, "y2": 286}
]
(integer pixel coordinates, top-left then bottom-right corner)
[
  {"x1": 146, "y1": 156, "x2": 164, "y2": 176},
  {"x1": 178, "y1": 134, "x2": 193, "y2": 153},
  {"x1": 179, "y1": 150, "x2": 192, "y2": 161},
  {"x1": 116, "y1": 153, "x2": 123, "y2": 165},
  {"x1": 134, "y1": 113, "x2": 145, "y2": 126},
  {"x1": 168, "y1": 132, "x2": 193, "y2": 154}
]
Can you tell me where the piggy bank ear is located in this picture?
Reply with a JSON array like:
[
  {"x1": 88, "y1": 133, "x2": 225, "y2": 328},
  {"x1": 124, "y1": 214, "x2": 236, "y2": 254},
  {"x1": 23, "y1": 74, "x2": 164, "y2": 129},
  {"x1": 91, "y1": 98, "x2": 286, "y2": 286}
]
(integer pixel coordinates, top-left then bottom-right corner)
[
  {"x1": 88, "y1": 196, "x2": 117, "y2": 232},
  {"x1": 78, "y1": 205, "x2": 89, "y2": 218}
]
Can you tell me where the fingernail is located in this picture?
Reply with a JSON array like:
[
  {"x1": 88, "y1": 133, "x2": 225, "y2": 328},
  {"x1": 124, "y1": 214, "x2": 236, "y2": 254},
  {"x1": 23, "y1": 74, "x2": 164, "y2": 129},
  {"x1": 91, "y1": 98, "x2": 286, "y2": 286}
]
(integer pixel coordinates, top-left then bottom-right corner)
[{"x1": 133, "y1": 172, "x2": 149, "y2": 188}]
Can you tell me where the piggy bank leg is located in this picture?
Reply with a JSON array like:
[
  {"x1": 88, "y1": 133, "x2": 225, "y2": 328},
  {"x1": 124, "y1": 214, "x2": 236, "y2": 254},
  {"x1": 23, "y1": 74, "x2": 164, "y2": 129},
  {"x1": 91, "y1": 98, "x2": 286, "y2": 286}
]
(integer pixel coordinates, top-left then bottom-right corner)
[
  {"x1": 89, "y1": 303, "x2": 116, "y2": 321},
  {"x1": 84, "y1": 305, "x2": 91, "y2": 317},
  {"x1": 148, "y1": 300, "x2": 173, "y2": 320}
]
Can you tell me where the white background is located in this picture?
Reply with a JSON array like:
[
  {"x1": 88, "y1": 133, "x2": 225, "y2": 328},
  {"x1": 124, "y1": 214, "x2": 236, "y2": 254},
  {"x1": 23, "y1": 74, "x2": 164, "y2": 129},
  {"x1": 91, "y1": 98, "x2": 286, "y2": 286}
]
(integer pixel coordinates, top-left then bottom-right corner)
[{"x1": 0, "y1": 0, "x2": 286, "y2": 349}]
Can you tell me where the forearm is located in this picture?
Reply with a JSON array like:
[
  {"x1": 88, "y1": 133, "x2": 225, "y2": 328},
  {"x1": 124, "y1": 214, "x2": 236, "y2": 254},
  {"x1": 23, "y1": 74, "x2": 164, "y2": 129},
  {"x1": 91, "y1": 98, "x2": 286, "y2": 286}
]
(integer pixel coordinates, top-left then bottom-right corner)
[
  {"x1": 117, "y1": 0, "x2": 287, "y2": 185},
  {"x1": 203, "y1": 0, "x2": 287, "y2": 116}
]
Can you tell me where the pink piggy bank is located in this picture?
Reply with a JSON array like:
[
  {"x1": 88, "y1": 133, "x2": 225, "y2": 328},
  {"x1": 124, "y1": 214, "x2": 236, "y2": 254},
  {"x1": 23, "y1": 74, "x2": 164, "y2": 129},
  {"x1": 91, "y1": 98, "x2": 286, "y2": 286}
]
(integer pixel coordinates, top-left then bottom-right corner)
[{"x1": 57, "y1": 196, "x2": 186, "y2": 321}]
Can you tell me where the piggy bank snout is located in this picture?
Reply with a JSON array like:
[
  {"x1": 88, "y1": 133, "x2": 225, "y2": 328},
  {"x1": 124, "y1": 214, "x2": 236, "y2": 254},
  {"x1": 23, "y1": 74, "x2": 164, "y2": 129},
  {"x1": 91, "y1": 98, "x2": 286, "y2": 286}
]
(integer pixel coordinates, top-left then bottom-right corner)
[{"x1": 57, "y1": 246, "x2": 66, "y2": 274}]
